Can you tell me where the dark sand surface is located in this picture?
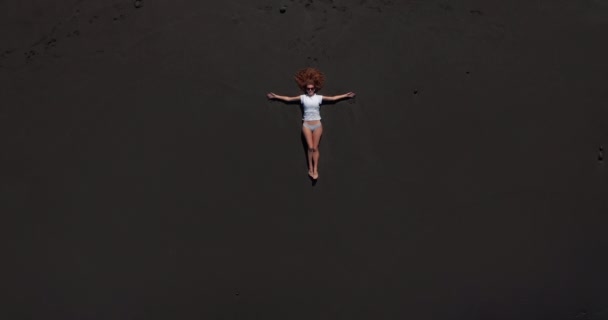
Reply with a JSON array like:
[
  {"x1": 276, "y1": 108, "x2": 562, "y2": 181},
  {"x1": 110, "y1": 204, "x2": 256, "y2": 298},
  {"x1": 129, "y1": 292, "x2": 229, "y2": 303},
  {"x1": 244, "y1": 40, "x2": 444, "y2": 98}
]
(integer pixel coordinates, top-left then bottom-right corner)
[{"x1": 2, "y1": 0, "x2": 608, "y2": 319}]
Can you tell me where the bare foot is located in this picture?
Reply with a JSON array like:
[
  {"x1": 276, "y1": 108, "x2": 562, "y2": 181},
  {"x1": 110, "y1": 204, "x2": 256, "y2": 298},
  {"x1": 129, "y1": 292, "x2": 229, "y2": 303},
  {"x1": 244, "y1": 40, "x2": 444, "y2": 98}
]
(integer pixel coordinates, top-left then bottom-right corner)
[
  {"x1": 312, "y1": 171, "x2": 319, "y2": 180},
  {"x1": 308, "y1": 169, "x2": 314, "y2": 178}
]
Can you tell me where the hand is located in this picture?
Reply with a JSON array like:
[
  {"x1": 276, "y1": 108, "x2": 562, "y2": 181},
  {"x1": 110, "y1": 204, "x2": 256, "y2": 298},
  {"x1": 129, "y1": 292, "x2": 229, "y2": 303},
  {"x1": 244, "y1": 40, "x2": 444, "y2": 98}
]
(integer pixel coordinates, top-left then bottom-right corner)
[
  {"x1": 267, "y1": 92, "x2": 277, "y2": 99},
  {"x1": 345, "y1": 92, "x2": 356, "y2": 98}
]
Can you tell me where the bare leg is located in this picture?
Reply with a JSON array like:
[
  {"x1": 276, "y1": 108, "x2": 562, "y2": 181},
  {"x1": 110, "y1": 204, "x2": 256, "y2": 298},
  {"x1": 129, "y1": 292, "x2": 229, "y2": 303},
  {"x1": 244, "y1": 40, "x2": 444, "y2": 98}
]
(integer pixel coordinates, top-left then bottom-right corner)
[
  {"x1": 302, "y1": 124, "x2": 314, "y2": 177},
  {"x1": 311, "y1": 125, "x2": 323, "y2": 179}
]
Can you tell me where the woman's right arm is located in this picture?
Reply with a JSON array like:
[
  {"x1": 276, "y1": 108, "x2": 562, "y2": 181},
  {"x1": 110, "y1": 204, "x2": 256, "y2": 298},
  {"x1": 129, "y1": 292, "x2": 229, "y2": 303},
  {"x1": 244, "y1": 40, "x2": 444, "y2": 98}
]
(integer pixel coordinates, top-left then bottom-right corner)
[{"x1": 267, "y1": 93, "x2": 300, "y2": 102}]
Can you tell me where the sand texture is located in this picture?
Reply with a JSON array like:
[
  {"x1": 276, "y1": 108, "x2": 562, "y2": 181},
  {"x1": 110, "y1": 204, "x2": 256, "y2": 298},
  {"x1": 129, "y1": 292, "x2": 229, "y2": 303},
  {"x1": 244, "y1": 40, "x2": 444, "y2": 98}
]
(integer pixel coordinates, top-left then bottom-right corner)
[{"x1": 2, "y1": 0, "x2": 608, "y2": 319}]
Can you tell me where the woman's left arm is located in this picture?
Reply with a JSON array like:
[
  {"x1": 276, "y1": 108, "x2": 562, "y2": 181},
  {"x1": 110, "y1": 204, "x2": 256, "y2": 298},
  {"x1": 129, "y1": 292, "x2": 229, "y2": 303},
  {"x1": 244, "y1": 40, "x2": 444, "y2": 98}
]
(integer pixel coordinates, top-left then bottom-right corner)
[{"x1": 323, "y1": 92, "x2": 356, "y2": 102}]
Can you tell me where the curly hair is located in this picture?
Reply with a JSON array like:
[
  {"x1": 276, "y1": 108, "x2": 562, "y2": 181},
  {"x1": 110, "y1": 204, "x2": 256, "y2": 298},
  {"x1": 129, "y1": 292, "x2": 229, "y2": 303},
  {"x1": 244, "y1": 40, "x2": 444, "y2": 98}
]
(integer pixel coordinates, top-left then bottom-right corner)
[{"x1": 294, "y1": 67, "x2": 325, "y2": 91}]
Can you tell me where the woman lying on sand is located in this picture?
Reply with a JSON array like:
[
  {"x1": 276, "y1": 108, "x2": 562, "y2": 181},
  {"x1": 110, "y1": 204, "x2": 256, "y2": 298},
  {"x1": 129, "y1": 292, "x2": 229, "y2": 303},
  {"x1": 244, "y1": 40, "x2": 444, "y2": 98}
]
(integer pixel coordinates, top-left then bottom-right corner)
[{"x1": 267, "y1": 67, "x2": 356, "y2": 180}]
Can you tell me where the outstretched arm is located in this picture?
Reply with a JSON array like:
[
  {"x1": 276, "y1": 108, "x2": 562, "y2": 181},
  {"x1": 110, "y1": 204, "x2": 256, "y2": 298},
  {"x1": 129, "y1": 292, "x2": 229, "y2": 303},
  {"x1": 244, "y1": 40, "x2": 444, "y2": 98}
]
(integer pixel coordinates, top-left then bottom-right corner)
[
  {"x1": 267, "y1": 92, "x2": 300, "y2": 102},
  {"x1": 322, "y1": 92, "x2": 356, "y2": 102}
]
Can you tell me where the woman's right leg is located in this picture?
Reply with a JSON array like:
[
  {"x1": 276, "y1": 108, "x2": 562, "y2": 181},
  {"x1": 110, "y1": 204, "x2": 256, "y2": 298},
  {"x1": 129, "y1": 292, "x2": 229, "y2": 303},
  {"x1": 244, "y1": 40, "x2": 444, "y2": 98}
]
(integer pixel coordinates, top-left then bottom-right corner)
[{"x1": 302, "y1": 124, "x2": 314, "y2": 177}]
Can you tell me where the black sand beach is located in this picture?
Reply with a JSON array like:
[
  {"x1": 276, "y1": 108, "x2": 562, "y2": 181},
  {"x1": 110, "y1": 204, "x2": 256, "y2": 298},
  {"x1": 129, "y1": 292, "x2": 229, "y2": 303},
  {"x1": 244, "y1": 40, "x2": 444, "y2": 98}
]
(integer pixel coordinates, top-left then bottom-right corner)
[{"x1": 2, "y1": 0, "x2": 608, "y2": 319}]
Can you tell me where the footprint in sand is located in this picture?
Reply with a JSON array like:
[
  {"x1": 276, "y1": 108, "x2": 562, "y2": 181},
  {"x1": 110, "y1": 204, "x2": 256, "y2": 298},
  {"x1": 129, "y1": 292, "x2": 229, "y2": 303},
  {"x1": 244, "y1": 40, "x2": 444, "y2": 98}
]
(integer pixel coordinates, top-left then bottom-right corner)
[
  {"x1": 257, "y1": 5, "x2": 272, "y2": 12},
  {"x1": 476, "y1": 23, "x2": 506, "y2": 42},
  {"x1": 113, "y1": 14, "x2": 126, "y2": 21},
  {"x1": 44, "y1": 38, "x2": 57, "y2": 51},
  {"x1": 287, "y1": 37, "x2": 304, "y2": 51},
  {"x1": 366, "y1": 0, "x2": 394, "y2": 13},
  {"x1": 24, "y1": 49, "x2": 38, "y2": 62},
  {"x1": 231, "y1": 14, "x2": 241, "y2": 25},
  {"x1": 305, "y1": 56, "x2": 319, "y2": 65},
  {"x1": 66, "y1": 29, "x2": 80, "y2": 38},
  {"x1": 1, "y1": 49, "x2": 14, "y2": 59},
  {"x1": 439, "y1": 3, "x2": 453, "y2": 12}
]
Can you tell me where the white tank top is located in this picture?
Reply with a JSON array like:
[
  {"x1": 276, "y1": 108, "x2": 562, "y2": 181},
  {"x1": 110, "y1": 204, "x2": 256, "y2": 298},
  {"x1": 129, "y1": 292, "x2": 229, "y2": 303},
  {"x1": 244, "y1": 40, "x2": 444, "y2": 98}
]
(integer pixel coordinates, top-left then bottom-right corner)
[{"x1": 300, "y1": 94, "x2": 323, "y2": 121}]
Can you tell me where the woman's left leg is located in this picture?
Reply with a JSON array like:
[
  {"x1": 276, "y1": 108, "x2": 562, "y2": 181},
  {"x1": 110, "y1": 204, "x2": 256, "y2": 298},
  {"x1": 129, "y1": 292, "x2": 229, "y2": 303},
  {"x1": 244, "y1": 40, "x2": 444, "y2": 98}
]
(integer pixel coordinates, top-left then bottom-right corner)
[{"x1": 311, "y1": 125, "x2": 323, "y2": 178}]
